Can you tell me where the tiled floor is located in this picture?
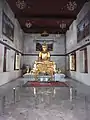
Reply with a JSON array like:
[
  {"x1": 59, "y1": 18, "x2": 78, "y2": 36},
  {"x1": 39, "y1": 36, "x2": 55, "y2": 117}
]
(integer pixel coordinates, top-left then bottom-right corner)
[{"x1": 0, "y1": 77, "x2": 90, "y2": 120}]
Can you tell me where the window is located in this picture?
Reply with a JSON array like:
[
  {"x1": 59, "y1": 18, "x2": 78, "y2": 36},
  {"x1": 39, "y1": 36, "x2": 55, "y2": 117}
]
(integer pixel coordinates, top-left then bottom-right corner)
[
  {"x1": 3, "y1": 47, "x2": 7, "y2": 72},
  {"x1": 6, "y1": 48, "x2": 10, "y2": 71},
  {"x1": 69, "y1": 52, "x2": 76, "y2": 71},
  {"x1": 0, "y1": 44, "x2": 4, "y2": 72},
  {"x1": 14, "y1": 52, "x2": 21, "y2": 70},
  {"x1": 66, "y1": 55, "x2": 69, "y2": 71},
  {"x1": 79, "y1": 48, "x2": 88, "y2": 73},
  {"x1": 3, "y1": 47, "x2": 15, "y2": 72}
]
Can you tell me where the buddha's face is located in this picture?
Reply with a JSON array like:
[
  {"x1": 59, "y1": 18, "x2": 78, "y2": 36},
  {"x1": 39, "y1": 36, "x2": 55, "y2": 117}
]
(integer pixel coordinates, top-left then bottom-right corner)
[{"x1": 42, "y1": 46, "x2": 47, "y2": 52}]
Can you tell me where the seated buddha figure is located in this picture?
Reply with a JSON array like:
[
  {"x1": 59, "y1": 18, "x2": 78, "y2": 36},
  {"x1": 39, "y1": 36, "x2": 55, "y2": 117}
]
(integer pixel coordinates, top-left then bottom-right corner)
[
  {"x1": 32, "y1": 42, "x2": 56, "y2": 77},
  {"x1": 38, "y1": 42, "x2": 50, "y2": 62}
]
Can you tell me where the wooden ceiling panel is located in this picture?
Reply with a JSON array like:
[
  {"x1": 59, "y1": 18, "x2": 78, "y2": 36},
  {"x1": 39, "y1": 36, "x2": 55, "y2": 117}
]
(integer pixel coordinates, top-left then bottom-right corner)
[{"x1": 6, "y1": 0, "x2": 87, "y2": 34}]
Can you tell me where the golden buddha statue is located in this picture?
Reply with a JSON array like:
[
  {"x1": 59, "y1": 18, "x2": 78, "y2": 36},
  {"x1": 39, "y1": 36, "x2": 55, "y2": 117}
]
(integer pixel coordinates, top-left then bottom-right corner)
[
  {"x1": 31, "y1": 42, "x2": 56, "y2": 78},
  {"x1": 38, "y1": 42, "x2": 50, "y2": 61}
]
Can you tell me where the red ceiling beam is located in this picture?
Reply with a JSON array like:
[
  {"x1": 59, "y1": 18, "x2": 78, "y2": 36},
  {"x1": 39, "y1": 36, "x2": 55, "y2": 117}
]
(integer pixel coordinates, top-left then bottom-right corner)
[
  {"x1": 22, "y1": 27, "x2": 67, "y2": 33},
  {"x1": 23, "y1": 30, "x2": 66, "y2": 34},
  {"x1": 15, "y1": 14, "x2": 76, "y2": 20},
  {"x1": 22, "y1": 26, "x2": 69, "y2": 31},
  {"x1": 22, "y1": 26, "x2": 68, "y2": 29}
]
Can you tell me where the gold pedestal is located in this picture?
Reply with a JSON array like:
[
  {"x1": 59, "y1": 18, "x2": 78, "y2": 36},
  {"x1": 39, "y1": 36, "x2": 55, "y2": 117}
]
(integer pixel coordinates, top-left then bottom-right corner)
[{"x1": 31, "y1": 61, "x2": 56, "y2": 80}]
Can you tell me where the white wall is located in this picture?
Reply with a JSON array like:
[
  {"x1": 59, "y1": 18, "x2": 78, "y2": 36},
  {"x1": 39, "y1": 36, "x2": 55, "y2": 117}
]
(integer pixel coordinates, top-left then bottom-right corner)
[
  {"x1": 24, "y1": 34, "x2": 65, "y2": 54},
  {"x1": 66, "y1": 1, "x2": 90, "y2": 85},
  {"x1": 0, "y1": 0, "x2": 24, "y2": 86},
  {"x1": 66, "y1": 2, "x2": 90, "y2": 53},
  {"x1": 23, "y1": 33, "x2": 66, "y2": 71},
  {"x1": 0, "y1": 70, "x2": 21, "y2": 86}
]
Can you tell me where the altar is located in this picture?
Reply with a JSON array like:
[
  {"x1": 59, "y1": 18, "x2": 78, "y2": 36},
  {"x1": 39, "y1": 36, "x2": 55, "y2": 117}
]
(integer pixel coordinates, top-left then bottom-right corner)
[
  {"x1": 22, "y1": 70, "x2": 74, "y2": 102},
  {"x1": 30, "y1": 42, "x2": 56, "y2": 79},
  {"x1": 23, "y1": 41, "x2": 67, "y2": 84},
  {"x1": 23, "y1": 73, "x2": 66, "y2": 82},
  {"x1": 22, "y1": 42, "x2": 73, "y2": 103},
  {"x1": 22, "y1": 74, "x2": 73, "y2": 102}
]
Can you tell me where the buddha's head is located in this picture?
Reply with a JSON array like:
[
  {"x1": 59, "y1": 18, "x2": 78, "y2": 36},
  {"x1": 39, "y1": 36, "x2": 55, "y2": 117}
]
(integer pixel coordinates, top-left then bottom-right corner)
[{"x1": 42, "y1": 42, "x2": 48, "y2": 52}]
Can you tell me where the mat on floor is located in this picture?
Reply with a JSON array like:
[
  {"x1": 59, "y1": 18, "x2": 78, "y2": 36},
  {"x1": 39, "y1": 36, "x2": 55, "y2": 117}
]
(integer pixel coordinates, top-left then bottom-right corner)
[{"x1": 23, "y1": 81, "x2": 69, "y2": 87}]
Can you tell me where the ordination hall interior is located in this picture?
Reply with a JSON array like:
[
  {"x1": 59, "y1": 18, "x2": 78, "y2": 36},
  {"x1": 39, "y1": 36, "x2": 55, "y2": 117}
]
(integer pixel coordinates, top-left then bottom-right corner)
[{"x1": 0, "y1": 0, "x2": 90, "y2": 120}]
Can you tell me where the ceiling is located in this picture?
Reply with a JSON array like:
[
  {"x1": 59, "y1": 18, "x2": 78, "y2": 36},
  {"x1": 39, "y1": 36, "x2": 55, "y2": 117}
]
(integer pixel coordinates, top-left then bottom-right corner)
[{"x1": 6, "y1": 0, "x2": 87, "y2": 34}]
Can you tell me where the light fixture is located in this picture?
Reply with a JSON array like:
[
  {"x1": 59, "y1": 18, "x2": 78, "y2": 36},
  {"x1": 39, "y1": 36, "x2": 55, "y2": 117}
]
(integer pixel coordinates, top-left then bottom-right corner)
[
  {"x1": 56, "y1": 32, "x2": 61, "y2": 37},
  {"x1": 16, "y1": 0, "x2": 26, "y2": 9},
  {"x1": 67, "y1": 1, "x2": 77, "y2": 11},
  {"x1": 41, "y1": 31, "x2": 49, "y2": 37},
  {"x1": 25, "y1": 20, "x2": 32, "y2": 28},
  {"x1": 60, "y1": 22, "x2": 66, "y2": 29}
]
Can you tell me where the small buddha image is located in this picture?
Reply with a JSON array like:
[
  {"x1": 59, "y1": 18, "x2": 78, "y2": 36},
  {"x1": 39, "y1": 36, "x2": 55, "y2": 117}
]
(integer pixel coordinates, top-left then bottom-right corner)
[{"x1": 57, "y1": 68, "x2": 61, "y2": 73}]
